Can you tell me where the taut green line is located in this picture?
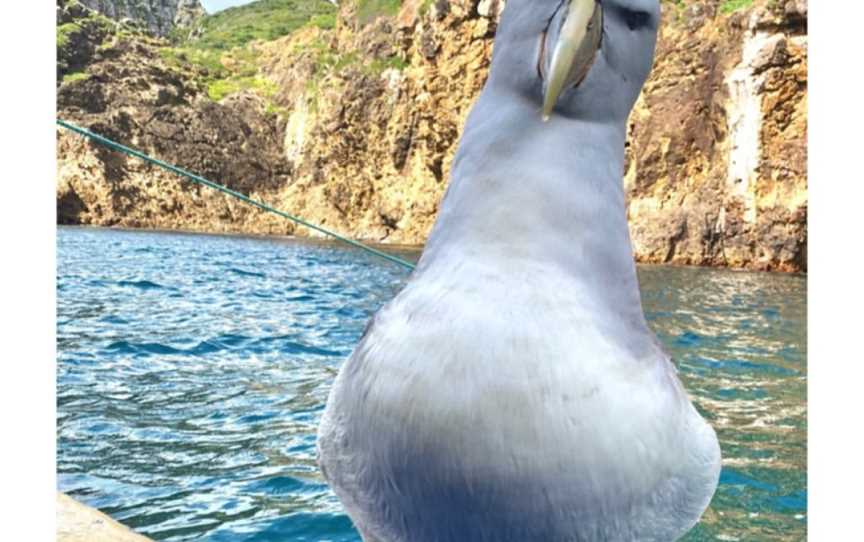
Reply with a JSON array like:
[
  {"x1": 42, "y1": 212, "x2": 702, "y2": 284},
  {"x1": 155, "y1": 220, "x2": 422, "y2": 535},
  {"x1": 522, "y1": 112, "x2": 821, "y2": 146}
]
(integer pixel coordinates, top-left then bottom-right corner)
[{"x1": 56, "y1": 119, "x2": 417, "y2": 271}]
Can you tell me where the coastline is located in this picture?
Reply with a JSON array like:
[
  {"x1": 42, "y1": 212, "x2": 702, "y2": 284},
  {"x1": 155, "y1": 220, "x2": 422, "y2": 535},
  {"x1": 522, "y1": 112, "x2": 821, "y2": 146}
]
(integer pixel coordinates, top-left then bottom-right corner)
[
  {"x1": 57, "y1": 224, "x2": 424, "y2": 259},
  {"x1": 56, "y1": 224, "x2": 805, "y2": 276}
]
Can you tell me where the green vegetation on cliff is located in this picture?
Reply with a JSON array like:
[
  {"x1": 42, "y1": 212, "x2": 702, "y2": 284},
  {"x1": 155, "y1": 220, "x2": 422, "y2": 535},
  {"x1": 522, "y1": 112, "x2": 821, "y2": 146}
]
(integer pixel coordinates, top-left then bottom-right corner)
[
  {"x1": 661, "y1": 0, "x2": 755, "y2": 13},
  {"x1": 186, "y1": 0, "x2": 338, "y2": 51},
  {"x1": 57, "y1": 22, "x2": 83, "y2": 49},
  {"x1": 154, "y1": 0, "x2": 337, "y2": 106},
  {"x1": 356, "y1": 0, "x2": 402, "y2": 24},
  {"x1": 207, "y1": 74, "x2": 278, "y2": 102},
  {"x1": 720, "y1": 0, "x2": 755, "y2": 13},
  {"x1": 56, "y1": 2, "x2": 119, "y2": 80},
  {"x1": 154, "y1": 0, "x2": 411, "y2": 106},
  {"x1": 160, "y1": 44, "x2": 276, "y2": 104},
  {"x1": 62, "y1": 71, "x2": 91, "y2": 84}
]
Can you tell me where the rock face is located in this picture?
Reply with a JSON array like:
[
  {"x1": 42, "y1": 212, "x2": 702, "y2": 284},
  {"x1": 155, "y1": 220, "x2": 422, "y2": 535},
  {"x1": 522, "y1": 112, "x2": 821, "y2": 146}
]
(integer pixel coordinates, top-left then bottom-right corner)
[
  {"x1": 57, "y1": 10, "x2": 293, "y2": 235},
  {"x1": 253, "y1": 0, "x2": 504, "y2": 244},
  {"x1": 625, "y1": 0, "x2": 807, "y2": 272},
  {"x1": 56, "y1": 0, "x2": 808, "y2": 272},
  {"x1": 77, "y1": 0, "x2": 204, "y2": 36}
]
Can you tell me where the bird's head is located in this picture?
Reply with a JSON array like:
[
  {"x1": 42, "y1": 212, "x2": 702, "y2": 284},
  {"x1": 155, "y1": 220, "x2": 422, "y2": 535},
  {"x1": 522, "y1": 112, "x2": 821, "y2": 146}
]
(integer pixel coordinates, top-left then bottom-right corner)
[{"x1": 487, "y1": 0, "x2": 660, "y2": 124}]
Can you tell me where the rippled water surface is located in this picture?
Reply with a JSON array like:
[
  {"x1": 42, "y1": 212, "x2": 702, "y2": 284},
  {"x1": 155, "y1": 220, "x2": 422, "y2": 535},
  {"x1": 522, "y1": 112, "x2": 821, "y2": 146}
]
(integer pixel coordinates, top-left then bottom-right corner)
[{"x1": 57, "y1": 227, "x2": 806, "y2": 541}]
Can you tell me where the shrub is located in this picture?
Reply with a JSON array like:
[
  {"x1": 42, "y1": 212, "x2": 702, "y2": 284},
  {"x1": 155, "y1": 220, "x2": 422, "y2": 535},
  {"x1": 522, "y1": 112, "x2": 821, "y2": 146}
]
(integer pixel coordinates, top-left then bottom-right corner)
[
  {"x1": 356, "y1": 0, "x2": 403, "y2": 25},
  {"x1": 720, "y1": 0, "x2": 754, "y2": 14},
  {"x1": 187, "y1": 0, "x2": 338, "y2": 51}
]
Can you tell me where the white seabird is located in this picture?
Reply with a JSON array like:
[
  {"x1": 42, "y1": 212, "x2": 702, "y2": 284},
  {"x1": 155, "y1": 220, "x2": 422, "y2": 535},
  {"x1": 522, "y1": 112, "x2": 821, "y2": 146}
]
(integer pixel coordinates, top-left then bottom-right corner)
[{"x1": 318, "y1": 1, "x2": 721, "y2": 540}]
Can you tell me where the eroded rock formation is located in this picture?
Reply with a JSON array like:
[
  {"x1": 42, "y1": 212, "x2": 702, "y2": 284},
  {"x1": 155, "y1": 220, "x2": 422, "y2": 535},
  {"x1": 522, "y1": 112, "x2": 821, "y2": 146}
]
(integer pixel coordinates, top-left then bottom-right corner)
[
  {"x1": 57, "y1": 17, "x2": 293, "y2": 234},
  {"x1": 77, "y1": 0, "x2": 204, "y2": 37},
  {"x1": 625, "y1": 0, "x2": 807, "y2": 271},
  {"x1": 56, "y1": 0, "x2": 808, "y2": 272}
]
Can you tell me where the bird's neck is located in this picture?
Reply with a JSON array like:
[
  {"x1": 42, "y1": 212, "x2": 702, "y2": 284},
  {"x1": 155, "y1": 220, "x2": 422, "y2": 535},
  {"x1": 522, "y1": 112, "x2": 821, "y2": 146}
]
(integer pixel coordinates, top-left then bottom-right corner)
[{"x1": 415, "y1": 95, "x2": 647, "y2": 326}]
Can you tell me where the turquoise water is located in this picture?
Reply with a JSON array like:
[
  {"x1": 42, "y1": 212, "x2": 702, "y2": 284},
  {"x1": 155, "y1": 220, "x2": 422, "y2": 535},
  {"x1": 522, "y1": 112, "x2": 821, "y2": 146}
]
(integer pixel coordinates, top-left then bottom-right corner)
[{"x1": 57, "y1": 227, "x2": 806, "y2": 541}]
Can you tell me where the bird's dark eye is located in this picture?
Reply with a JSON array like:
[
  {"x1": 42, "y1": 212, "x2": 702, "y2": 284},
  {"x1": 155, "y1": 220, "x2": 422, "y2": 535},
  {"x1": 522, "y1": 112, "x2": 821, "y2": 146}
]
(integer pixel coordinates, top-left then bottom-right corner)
[{"x1": 621, "y1": 8, "x2": 652, "y2": 31}]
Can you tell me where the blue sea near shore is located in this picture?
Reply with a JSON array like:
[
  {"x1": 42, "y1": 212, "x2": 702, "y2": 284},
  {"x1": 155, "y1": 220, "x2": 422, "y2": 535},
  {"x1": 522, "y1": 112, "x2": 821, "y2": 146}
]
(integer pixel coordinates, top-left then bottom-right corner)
[{"x1": 57, "y1": 226, "x2": 806, "y2": 541}]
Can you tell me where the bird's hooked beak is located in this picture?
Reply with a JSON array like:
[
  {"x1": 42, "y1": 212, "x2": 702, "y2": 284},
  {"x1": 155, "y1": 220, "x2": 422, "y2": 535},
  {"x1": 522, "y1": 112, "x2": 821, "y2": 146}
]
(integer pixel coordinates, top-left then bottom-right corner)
[{"x1": 541, "y1": 0, "x2": 603, "y2": 121}]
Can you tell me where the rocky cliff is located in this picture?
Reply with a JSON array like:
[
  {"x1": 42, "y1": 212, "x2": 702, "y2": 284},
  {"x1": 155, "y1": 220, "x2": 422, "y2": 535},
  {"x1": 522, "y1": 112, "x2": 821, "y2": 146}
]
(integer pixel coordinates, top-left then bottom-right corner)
[
  {"x1": 56, "y1": 0, "x2": 808, "y2": 272},
  {"x1": 626, "y1": 0, "x2": 807, "y2": 271},
  {"x1": 77, "y1": 0, "x2": 204, "y2": 36}
]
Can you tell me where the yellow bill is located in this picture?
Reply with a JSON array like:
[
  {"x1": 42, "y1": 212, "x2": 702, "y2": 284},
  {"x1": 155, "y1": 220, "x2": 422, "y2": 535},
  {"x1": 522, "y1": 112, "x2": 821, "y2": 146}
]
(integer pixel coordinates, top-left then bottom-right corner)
[{"x1": 542, "y1": 0, "x2": 604, "y2": 121}]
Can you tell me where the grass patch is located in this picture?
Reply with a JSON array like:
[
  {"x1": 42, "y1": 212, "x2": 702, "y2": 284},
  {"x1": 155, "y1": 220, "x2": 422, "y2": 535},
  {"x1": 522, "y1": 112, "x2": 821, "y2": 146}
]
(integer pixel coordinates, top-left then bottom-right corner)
[
  {"x1": 308, "y1": 13, "x2": 337, "y2": 30},
  {"x1": 62, "y1": 71, "x2": 90, "y2": 84},
  {"x1": 370, "y1": 55, "x2": 408, "y2": 73},
  {"x1": 57, "y1": 22, "x2": 83, "y2": 48},
  {"x1": 186, "y1": 0, "x2": 337, "y2": 51},
  {"x1": 720, "y1": 0, "x2": 754, "y2": 14},
  {"x1": 161, "y1": 43, "x2": 277, "y2": 104},
  {"x1": 265, "y1": 101, "x2": 289, "y2": 117},
  {"x1": 57, "y1": 6, "x2": 128, "y2": 53},
  {"x1": 160, "y1": 46, "x2": 228, "y2": 77},
  {"x1": 298, "y1": 34, "x2": 407, "y2": 76},
  {"x1": 356, "y1": 0, "x2": 402, "y2": 24},
  {"x1": 295, "y1": 34, "x2": 408, "y2": 112},
  {"x1": 159, "y1": 1, "x2": 407, "y2": 109},
  {"x1": 207, "y1": 75, "x2": 277, "y2": 101},
  {"x1": 161, "y1": 39, "x2": 281, "y2": 106},
  {"x1": 57, "y1": 8, "x2": 120, "y2": 77}
]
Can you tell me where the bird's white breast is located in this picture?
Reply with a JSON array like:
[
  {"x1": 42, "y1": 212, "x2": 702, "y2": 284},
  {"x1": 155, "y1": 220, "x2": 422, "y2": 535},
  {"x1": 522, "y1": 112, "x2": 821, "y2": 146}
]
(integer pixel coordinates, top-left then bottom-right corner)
[{"x1": 318, "y1": 264, "x2": 720, "y2": 541}]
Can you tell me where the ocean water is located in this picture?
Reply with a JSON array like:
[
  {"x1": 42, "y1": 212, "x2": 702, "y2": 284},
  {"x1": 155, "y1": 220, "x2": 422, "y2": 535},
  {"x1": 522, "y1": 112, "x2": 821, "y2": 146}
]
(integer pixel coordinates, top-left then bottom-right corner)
[{"x1": 57, "y1": 227, "x2": 806, "y2": 541}]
